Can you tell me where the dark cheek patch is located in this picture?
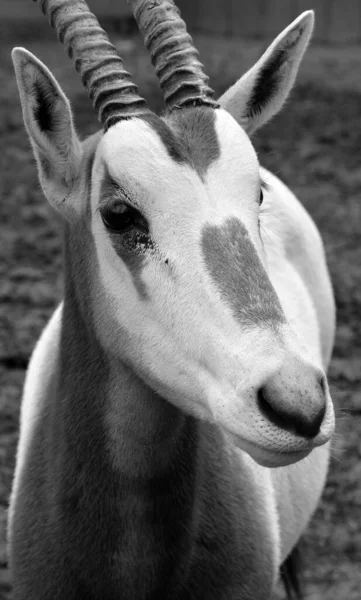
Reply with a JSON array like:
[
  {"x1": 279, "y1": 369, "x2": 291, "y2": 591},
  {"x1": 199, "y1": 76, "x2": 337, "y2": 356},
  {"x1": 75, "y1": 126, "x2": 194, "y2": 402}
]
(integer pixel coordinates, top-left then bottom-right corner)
[
  {"x1": 108, "y1": 230, "x2": 155, "y2": 299},
  {"x1": 201, "y1": 218, "x2": 285, "y2": 327}
]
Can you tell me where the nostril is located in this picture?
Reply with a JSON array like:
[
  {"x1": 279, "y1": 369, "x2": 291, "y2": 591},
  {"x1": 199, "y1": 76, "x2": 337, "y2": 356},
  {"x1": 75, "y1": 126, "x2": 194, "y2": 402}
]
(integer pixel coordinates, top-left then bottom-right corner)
[
  {"x1": 257, "y1": 386, "x2": 326, "y2": 439},
  {"x1": 257, "y1": 387, "x2": 294, "y2": 432},
  {"x1": 301, "y1": 404, "x2": 325, "y2": 438}
]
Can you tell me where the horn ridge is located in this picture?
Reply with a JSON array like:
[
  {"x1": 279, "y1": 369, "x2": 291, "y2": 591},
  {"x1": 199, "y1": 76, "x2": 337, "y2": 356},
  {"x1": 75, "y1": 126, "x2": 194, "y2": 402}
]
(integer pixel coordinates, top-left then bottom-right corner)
[
  {"x1": 130, "y1": 0, "x2": 218, "y2": 109},
  {"x1": 33, "y1": 0, "x2": 151, "y2": 129}
]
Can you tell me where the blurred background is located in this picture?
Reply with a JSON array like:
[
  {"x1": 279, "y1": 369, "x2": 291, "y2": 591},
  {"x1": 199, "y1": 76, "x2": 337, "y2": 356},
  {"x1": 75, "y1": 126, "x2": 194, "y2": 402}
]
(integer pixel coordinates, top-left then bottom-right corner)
[
  {"x1": 0, "y1": 1, "x2": 360, "y2": 599},
  {"x1": 2, "y1": 0, "x2": 361, "y2": 42}
]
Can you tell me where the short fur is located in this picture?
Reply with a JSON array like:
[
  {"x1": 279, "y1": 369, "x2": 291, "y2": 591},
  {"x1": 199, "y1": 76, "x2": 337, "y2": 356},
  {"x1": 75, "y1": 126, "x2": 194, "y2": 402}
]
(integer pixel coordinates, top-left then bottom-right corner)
[
  {"x1": 220, "y1": 12, "x2": 315, "y2": 133},
  {"x1": 141, "y1": 110, "x2": 220, "y2": 179},
  {"x1": 9, "y1": 10, "x2": 335, "y2": 600},
  {"x1": 280, "y1": 542, "x2": 303, "y2": 600},
  {"x1": 201, "y1": 217, "x2": 285, "y2": 326}
]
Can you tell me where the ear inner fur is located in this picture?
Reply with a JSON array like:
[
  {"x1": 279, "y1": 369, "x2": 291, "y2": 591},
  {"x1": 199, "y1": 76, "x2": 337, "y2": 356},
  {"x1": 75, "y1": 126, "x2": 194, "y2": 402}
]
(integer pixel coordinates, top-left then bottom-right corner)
[{"x1": 218, "y1": 11, "x2": 314, "y2": 133}]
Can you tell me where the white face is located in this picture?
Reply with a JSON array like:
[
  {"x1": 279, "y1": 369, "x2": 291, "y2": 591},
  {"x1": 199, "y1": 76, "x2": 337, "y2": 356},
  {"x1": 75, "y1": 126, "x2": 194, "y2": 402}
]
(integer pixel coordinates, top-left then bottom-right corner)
[{"x1": 89, "y1": 108, "x2": 334, "y2": 467}]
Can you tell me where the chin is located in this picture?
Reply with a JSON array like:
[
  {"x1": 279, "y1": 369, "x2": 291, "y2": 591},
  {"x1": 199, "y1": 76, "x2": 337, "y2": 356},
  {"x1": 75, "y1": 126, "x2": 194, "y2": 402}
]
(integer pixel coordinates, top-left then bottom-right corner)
[
  {"x1": 249, "y1": 447, "x2": 312, "y2": 468},
  {"x1": 223, "y1": 429, "x2": 313, "y2": 468}
]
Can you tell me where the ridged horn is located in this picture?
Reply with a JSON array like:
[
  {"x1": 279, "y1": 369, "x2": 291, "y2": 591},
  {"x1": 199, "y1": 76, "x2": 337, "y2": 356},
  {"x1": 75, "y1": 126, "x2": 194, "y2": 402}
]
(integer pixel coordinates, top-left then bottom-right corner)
[
  {"x1": 129, "y1": 0, "x2": 219, "y2": 110},
  {"x1": 33, "y1": 0, "x2": 151, "y2": 130}
]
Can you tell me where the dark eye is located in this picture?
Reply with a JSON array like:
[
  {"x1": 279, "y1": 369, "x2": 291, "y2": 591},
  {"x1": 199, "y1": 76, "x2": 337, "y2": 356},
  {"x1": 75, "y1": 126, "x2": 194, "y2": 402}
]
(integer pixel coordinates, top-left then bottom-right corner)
[
  {"x1": 259, "y1": 188, "x2": 264, "y2": 205},
  {"x1": 101, "y1": 203, "x2": 148, "y2": 233}
]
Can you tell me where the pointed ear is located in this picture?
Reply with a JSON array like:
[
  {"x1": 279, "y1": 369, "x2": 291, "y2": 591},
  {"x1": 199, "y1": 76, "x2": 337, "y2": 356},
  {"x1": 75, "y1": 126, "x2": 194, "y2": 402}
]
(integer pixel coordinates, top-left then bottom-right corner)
[
  {"x1": 219, "y1": 11, "x2": 314, "y2": 135},
  {"x1": 12, "y1": 48, "x2": 82, "y2": 217}
]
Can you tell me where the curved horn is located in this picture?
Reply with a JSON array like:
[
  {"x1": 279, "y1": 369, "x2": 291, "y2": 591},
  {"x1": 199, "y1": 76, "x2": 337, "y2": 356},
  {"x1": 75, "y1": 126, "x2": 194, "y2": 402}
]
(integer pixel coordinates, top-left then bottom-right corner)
[
  {"x1": 129, "y1": 0, "x2": 219, "y2": 110},
  {"x1": 33, "y1": 0, "x2": 151, "y2": 130}
]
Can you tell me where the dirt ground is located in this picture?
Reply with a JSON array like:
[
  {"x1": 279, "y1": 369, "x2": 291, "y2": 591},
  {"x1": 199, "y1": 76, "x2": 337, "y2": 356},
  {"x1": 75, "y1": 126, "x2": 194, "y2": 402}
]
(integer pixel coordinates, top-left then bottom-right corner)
[{"x1": 0, "y1": 18, "x2": 360, "y2": 600}]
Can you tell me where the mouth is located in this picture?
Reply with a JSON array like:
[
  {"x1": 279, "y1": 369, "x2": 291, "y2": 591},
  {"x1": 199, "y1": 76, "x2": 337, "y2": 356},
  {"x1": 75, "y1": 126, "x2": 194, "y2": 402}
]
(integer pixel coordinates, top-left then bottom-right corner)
[{"x1": 222, "y1": 428, "x2": 313, "y2": 468}]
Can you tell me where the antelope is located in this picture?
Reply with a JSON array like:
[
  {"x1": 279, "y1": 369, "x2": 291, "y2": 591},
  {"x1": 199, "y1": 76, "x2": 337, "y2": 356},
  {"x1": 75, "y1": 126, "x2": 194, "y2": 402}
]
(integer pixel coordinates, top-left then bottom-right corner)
[{"x1": 8, "y1": 0, "x2": 336, "y2": 598}]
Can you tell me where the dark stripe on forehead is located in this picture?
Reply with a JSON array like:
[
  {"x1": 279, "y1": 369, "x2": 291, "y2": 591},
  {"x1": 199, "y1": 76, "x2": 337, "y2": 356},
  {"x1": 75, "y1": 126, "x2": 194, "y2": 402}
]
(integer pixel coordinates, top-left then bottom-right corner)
[
  {"x1": 141, "y1": 112, "x2": 186, "y2": 164},
  {"x1": 141, "y1": 107, "x2": 220, "y2": 179},
  {"x1": 202, "y1": 218, "x2": 285, "y2": 327},
  {"x1": 108, "y1": 229, "x2": 152, "y2": 299},
  {"x1": 168, "y1": 108, "x2": 221, "y2": 179}
]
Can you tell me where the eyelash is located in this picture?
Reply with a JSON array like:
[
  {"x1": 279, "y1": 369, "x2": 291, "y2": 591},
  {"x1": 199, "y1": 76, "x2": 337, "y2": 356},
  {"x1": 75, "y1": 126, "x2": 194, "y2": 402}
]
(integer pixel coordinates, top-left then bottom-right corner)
[
  {"x1": 259, "y1": 176, "x2": 271, "y2": 206},
  {"x1": 101, "y1": 201, "x2": 148, "y2": 234}
]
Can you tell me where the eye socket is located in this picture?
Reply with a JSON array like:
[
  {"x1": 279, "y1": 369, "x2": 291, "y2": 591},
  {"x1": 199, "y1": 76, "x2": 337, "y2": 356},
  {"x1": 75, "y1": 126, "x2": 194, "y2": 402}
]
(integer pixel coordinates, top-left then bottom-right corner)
[
  {"x1": 101, "y1": 203, "x2": 148, "y2": 234},
  {"x1": 259, "y1": 188, "x2": 264, "y2": 206}
]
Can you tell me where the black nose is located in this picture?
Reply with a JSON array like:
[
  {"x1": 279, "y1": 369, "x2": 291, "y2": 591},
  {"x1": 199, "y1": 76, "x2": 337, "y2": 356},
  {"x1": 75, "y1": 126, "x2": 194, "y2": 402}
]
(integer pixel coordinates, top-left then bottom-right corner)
[{"x1": 257, "y1": 370, "x2": 327, "y2": 439}]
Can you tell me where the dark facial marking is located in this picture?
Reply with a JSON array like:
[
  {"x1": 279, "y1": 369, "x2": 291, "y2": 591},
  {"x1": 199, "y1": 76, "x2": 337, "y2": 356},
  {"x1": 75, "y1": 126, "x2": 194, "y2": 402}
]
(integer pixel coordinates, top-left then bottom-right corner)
[
  {"x1": 141, "y1": 113, "x2": 186, "y2": 164},
  {"x1": 32, "y1": 79, "x2": 56, "y2": 133},
  {"x1": 100, "y1": 165, "x2": 153, "y2": 299},
  {"x1": 202, "y1": 217, "x2": 285, "y2": 327},
  {"x1": 168, "y1": 107, "x2": 221, "y2": 179},
  {"x1": 108, "y1": 229, "x2": 154, "y2": 299},
  {"x1": 246, "y1": 25, "x2": 303, "y2": 119},
  {"x1": 141, "y1": 107, "x2": 220, "y2": 180},
  {"x1": 37, "y1": 225, "x2": 276, "y2": 599}
]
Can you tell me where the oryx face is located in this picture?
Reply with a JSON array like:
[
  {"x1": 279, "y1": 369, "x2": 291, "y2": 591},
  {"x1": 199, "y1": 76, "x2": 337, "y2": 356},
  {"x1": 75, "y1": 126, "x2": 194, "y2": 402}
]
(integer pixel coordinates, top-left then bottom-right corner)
[
  {"x1": 90, "y1": 108, "x2": 334, "y2": 468},
  {"x1": 13, "y1": 0, "x2": 334, "y2": 468}
]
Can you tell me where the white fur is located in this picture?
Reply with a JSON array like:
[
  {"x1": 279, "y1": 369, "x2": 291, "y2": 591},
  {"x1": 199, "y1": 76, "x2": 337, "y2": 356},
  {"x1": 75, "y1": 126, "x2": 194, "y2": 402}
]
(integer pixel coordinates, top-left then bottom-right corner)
[
  {"x1": 11, "y1": 48, "x2": 82, "y2": 218},
  {"x1": 260, "y1": 168, "x2": 335, "y2": 366},
  {"x1": 9, "y1": 10, "x2": 336, "y2": 597},
  {"x1": 7, "y1": 304, "x2": 63, "y2": 539},
  {"x1": 89, "y1": 111, "x2": 335, "y2": 471},
  {"x1": 219, "y1": 11, "x2": 314, "y2": 133}
]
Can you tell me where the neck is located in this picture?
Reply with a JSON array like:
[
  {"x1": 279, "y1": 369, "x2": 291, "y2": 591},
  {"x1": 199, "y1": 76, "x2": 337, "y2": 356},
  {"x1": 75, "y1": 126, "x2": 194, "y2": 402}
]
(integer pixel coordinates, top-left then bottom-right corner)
[
  {"x1": 59, "y1": 289, "x2": 198, "y2": 479},
  {"x1": 49, "y1": 226, "x2": 204, "y2": 596},
  {"x1": 57, "y1": 225, "x2": 200, "y2": 480}
]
